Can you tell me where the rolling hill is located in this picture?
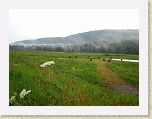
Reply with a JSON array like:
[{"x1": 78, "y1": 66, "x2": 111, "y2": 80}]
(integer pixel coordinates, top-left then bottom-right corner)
[{"x1": 10, "y1": 29, "x2": 139, "y2": 47}]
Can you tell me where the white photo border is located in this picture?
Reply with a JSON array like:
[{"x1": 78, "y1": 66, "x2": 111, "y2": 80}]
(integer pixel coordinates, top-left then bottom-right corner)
[{"x1": 0, "y1": 0, "x2": 148, "y2": 115}]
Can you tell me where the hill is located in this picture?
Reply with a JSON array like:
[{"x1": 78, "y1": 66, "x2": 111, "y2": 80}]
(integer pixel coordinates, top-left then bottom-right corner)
[{"x1": 10, "y1": 29, "x2": 139, "y2": 47}]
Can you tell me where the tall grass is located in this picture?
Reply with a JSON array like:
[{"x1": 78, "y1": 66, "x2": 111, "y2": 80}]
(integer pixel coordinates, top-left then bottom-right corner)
[
  {"x1": 106, "y1": 61, "x2": 139, "y2": 87},
  {"x1": 9, "y1": 50, "x2": 139, "y2": 106}
]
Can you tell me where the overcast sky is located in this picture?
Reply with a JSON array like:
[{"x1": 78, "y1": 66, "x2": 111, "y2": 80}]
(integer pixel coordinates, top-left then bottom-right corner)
[{"x1": 9, "y1": 9, "x2": 139, "y2": 43}]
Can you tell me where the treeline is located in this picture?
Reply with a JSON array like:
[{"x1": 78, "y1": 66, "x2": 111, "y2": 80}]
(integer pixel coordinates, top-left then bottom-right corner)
[
  {"x1": 78, "y1": 39, "x2": 139, "y2": 54},
  {"x1": 9, "y1": 45, "x2": 64, "y2": 52},
  {"x1": 9, "y1": 39, "x2": 139, "y2": 55}
]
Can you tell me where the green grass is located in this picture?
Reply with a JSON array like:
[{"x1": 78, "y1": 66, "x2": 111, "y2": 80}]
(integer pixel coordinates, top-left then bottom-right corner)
[
  {"x1": 9, "y1": 50, "x2": 139, "y2": 106},
  {"x1": 106, "y1": 61, "x2": 139, "y2": 87}
]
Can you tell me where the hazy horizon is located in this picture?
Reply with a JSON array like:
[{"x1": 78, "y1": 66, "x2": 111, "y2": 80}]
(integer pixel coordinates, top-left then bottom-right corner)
[
  {"x1": 9, "y1": 9, "x2": 139, "y2": 43},
  {"x1": 10, "y1": 29, "x2": 139, "y2": 43}
]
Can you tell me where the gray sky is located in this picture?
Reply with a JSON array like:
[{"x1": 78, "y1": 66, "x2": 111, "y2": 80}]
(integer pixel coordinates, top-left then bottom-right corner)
[{"x1": 9, "y1": 9, "x2": 139, "y2": 43}]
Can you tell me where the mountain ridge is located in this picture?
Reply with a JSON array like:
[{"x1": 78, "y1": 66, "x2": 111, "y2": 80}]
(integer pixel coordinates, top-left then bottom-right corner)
[{"x1": 10, "y1": 29, "x2": 139, "y2": 47}]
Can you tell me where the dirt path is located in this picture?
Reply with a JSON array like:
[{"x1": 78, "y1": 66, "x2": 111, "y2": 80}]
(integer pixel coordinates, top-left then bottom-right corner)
[{"x1": 93, "y1": 59, "x2": 139, "y2": 95}]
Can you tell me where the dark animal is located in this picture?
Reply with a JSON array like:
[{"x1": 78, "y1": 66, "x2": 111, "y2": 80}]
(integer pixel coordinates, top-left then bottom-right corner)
[{"x1": 90, "y1": 57, "x2": 92, "y2": 61}]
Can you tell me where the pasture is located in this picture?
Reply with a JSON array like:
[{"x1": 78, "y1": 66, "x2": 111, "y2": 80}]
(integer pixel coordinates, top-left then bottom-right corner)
[{"x1": 9, "y1": 50, "x2": 139, "y2": 106}]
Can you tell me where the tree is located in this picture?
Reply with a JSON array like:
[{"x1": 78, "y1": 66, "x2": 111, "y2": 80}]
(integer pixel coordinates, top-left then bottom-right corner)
[
  {"x1": 116, "y1": 46, "x2": 121, "y2": 54},
  {"x1": 9, "y1": 45, "x2": 25, "y2": 50},
  {"x1": 68, "y1": 49, "x2": 71, "y2": 52},
  {"x1": 107, "y1": 48, "x2": 112, "y2": 53},
  {"x1": 124, "y1": 45, "x2": 134, "y2": 54},
  {"x1": 35, "y1": 46, "x2": 42, "y2": 51},
  {"x1": 43, "y1": 47, "x2": 47, "y2": 51},
  {"x1": 72, "y1": 49, "x2": 74, "y2": 52},
  {"x1": 99, "y1": 47, "x2": 106, "y2": 53},
  {"x1": 55, "y1": 47, "x2": 64, "y2": 52}
]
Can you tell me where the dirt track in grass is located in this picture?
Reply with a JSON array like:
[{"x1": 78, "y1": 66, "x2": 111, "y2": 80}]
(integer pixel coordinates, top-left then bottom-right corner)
[
  {"x1": 65, "y1": 58, "x2": 139, "y2": 95},
  {"x1": 93, "y1": 59, "x2": 139, "y2": 95}
]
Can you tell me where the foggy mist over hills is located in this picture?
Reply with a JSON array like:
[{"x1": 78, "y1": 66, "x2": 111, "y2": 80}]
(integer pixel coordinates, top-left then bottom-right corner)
[
  {"x1": 9, "y1": 29, "x2": 139, "y2": 54},
  {"x1": 10, "y1": 29, "x2": 138, "y2": 46}
]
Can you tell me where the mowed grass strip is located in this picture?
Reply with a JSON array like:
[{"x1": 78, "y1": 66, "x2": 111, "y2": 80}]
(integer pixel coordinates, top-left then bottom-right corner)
[
  {"x1": 93, "y1": 59, "x2": 127, "y2": 85},
  {"x1": 9, "y1": 50, "x2": 139, "y2": 106},
  {"x1": 106, "y1": 61, "x2": 139, "y2": 87}
]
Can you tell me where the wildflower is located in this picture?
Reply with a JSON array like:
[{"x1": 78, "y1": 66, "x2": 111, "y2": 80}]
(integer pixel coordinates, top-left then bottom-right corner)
[
  {"x1": 40, "y1": 63, "x2": 46, "y2": 68},
  {"x1": 50, "y1": 61, "x2": 55, "y2": 64},
  {"x1": 20, "y1": 89, "x2": 31, "y2": 99},
  {"x1": 40, "y1": 61, "x2": 55, "y2": 67},
  {"x1": 9, "y1": 96, "x2": 16, "y2": 104}
]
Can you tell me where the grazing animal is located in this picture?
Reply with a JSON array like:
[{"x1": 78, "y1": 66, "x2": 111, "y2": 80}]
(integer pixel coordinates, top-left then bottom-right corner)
[{"x1": 90, "y1": 57, "x2": 92, "y2": 61}]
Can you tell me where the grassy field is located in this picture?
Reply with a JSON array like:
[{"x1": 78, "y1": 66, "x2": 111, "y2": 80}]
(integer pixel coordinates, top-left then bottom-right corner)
[
  {"x1": 106, "y1": 61, "x2": 139, "y2": 87},
  {"x1": 9, "y1": 50, "x2": 139, "y2": 106}
]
